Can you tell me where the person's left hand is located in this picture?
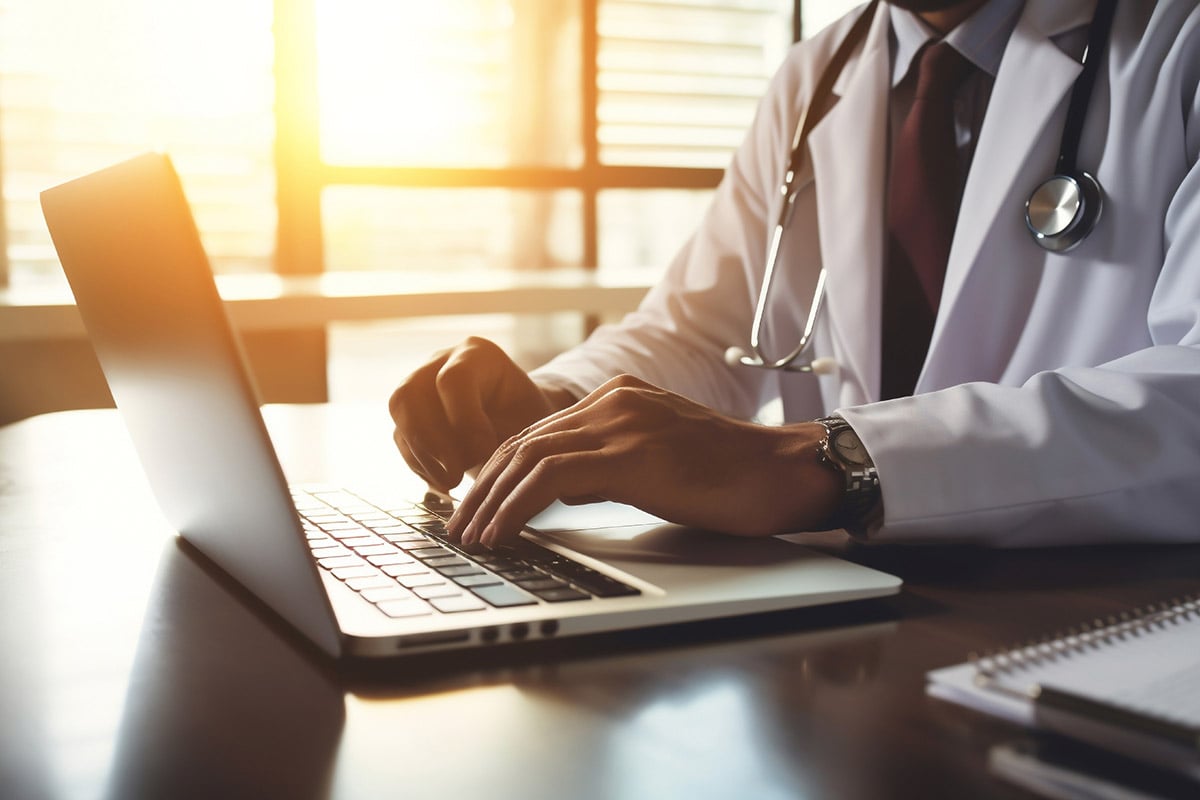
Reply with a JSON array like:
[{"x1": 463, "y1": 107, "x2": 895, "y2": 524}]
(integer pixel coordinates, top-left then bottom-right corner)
[{"x1": 446, "y1": 374, "x2": 844, "y2": 548}]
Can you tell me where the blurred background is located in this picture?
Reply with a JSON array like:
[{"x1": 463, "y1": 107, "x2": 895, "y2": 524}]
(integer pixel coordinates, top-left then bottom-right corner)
[{"x1": 0, "y1": 0, "x2": 857, "y2": 422}]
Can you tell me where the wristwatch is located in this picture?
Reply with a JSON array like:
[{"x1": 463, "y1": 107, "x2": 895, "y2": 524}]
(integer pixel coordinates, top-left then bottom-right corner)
[{"x1": 815, "y1": 415, "x2": 881, "y2": 531}]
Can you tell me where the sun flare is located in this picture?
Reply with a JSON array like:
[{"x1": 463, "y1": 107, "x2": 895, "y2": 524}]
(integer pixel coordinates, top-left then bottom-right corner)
[{"x1": 315, "y1": 1, "x2": 515, "y2": 166}]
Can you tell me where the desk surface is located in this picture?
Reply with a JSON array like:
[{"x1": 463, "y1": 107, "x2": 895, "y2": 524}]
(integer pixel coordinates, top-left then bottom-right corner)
[{"x1": 3, "y1": 405, "x2": 1197, "y2": 800}]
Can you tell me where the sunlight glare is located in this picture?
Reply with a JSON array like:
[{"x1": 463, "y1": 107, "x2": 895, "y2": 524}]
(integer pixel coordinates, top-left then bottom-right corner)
[{"x1": 316, "y1": 1, "x2": 515, "y2": 166}]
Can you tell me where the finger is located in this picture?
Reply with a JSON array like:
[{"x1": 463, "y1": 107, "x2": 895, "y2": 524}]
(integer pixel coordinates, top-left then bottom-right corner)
[
  {"x1": 389, "y1": 357, "x2": 469, "y2": 488},
  {"x1": 478, "y1": 448, "x2": 612, "y2": 549},
  {"x1": 393, "y1": 429, "x2": 457, "y2": 492},
  {"x1": 446, "y1": 431, "x2": 526, "y2": 541},
  {"x1": 446, "y1": 402, "x2": 592, "y2": 539},
  {"x1": 392, "y1": 402, "x2": 462, "y2": 489},
  {"x1": 460, "y1": 426, "x2": 603, "y2": 546},
  {"x1": 446, "y1": 377, "x2": 647, "y2": 539},
  {"x1": 435, "y1": 350, "x2": 500, "y2": 470},
  {"x1": 387, "y1": 351, "x2": 448, "y2": 428}
]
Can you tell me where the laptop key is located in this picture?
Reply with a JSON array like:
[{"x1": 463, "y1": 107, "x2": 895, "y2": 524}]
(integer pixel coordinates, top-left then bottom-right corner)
[
  {"x1": 397, "y1": 573, "x2": 447, "y2": 589},
  {"x1": 317, "y1": 555, "x2": 367, "y2": 569},
  {"x1": 411, "y1": 520, "x2": 448, "y2": 536},
  {"x1": 339, "y1": 535, "x2": 383, "y2": 548},
  {"x1": 317, "y1": 521, "x2": 363, "y2": 532},
  {"x1": 332, "y1": 565, "x2": 382, "y2": 581},
  {"x1": 429, "y1": 596, "x2": 487, "y2": 613},
  {"x1": 363, "y1": 524, "x2": 411, "y2": 535},
  {"x1": 349, "y1": 512, "x2": 393, "y2": 523},
  {"x1": 367, "y1": 553, "x2": 415, "y2": 567},
  {"x1": 381, "y1": 562, "x2": 429, "y2": 577},
  {"x1": 392, "y1": 512, "x2": 440, "y2": 524},
  {"x1": 410, "y1": 545, "x2": 453, "y2": 560},
  {"x1": 514, "y1": 577, "x2": 569, "y2": 592},
  {"x1": 328, "y1": 528, "x2": 373, "y2": 541},
  {"x1": 469, "y1": 583, "x2": 538, "y2": 608},
  {"x1": 565, "y1": 575, "x2": 640, "y2": 598},
  {"x1": 382, "y1": 532, "x2": 426, "y2": 544},
  {"x1": 310, "y1": 546, "x2": 351, "y2": 560},
  {"x1": 362, "y1": 586, "x2": 412, "y2": 603},
  {"x1": 346, "y1": 575, "x2": 396, "y2": 591},
  {"x1": 396, "y1": 540, "x2": 444, "y2": 552},
  {"x1": 453, "y1": 573, "x2": 503, "y2": 588},
  {"x1": 535, "y1": 560, "x2": 641, "y2": 598},
  {"x1": 304, "y1": 514, "x2": 348, "y2": 524},
  {"x1": 353, "y1": 544, "x2": 399, "y2": 557},
  {"x1": 377, "y1": 599, "x2": 433, "y2": 618},
  {"x1": 533, "y1": 587, "x2": 591, "y2": 603},
  {"x1": 424, "y1": 555, "x2": 469, "y2": 569},
  {"x1": 435, "y1": 564, "x2": 485, "y2": 578},
  {"x1": 413, "y1": 584, "x2": 464, "y2": 600},
  {"x1": 496, "y1": 568, "x2": 543, "y2": 582}
]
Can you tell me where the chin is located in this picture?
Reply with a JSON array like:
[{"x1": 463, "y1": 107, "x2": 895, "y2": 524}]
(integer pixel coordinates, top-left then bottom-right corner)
[{"x1": 888, "y1": 0, "x2": 978, "y2": 11}]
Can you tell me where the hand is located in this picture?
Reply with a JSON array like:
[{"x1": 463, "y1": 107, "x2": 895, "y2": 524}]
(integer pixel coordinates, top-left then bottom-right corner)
[
  {"x1": 388, "y1": 337, "x2": 576, "y2": 491},
  {"x1": 446, "y1": 374, "x2": 844, "y2": 548}
]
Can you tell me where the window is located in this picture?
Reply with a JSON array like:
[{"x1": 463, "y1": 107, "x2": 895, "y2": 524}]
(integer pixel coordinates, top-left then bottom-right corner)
[
  {"x1": 0, "y1": 0, "x2": 276, "y2": 286},
  {"x1": 0, "y1": 1, "x2": 882, "y2": 291}
]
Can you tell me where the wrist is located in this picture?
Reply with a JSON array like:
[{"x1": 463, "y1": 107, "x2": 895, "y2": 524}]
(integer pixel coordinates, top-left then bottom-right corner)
[
  {"x1": 814, "y1": 415, "x2": 882, "y2": 532},
  {"x1": 767, "y1": 421, "x2": 844, "y2": 534},
  {"x1": 537, "y1": 383, "x2": 580, "y2": 415}
]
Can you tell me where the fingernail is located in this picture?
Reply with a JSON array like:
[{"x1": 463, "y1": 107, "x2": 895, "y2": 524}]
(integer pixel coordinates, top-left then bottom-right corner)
[{"x1": 480, "y1": 522, "x2": 498, "y2": 549}]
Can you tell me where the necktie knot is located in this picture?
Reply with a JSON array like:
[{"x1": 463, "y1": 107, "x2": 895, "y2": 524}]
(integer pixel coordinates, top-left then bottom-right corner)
[{"x1": 912, "y1": 41, "x2": 974, "y2": 102}]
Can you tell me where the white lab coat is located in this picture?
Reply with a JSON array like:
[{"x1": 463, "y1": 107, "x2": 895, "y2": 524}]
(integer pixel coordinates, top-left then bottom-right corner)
[{"x1": 532, "y1": 0, "x2": 1200, "y2": 546}]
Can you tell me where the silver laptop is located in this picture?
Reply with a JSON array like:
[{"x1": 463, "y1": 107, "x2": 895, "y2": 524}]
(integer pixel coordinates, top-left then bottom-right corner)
[{"x1": 40, "y1": 152, "x2": 900, "y2": 659}]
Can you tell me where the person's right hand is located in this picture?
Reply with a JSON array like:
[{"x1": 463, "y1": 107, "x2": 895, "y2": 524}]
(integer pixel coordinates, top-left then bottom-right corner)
[{"x1": 388, "y1": 336, "x2": 576, "y2": 492}]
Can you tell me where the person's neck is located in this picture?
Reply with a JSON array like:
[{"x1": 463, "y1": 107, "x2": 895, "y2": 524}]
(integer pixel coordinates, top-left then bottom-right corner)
[{"x1": 918, "y1": 0, "x2": 988, "y2": 34}]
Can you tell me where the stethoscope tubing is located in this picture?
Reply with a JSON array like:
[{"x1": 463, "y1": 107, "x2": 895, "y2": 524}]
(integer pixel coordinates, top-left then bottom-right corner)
[{"x1": 733, "y1": 0, "x2": 1115, "y2": 374}]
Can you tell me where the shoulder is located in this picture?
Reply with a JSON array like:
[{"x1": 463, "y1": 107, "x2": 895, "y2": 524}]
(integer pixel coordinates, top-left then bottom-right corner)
[{"x1": 765, "y1": 3, "x2": 878, "y2": 111}]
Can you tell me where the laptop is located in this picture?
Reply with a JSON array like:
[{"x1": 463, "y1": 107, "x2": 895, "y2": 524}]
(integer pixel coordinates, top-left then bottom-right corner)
[{"x1": 40, "y1": 152, "x2": 900, "y2": 659}]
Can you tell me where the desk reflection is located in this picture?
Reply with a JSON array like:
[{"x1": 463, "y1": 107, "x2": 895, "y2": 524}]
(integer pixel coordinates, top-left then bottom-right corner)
[
  {"x1": 105, "y1": 537, "x2": 897, "y2": 800},
  {"x1": 104, "y1": 540, "x2": 345, "y2": 800},
  {"x1": 338, "y1": 610, "x2": 895, "y2": 799}
]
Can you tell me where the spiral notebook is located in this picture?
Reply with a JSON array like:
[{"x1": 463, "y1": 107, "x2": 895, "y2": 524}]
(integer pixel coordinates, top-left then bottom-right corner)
[{"x1": 927, "y1": 596, "x2": 1200, "y2": 781}]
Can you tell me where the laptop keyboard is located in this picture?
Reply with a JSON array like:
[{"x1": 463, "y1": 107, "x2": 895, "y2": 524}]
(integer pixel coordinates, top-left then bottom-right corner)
[{"x1": 292, "y1": 487, "x2": 640, "y2": 619}]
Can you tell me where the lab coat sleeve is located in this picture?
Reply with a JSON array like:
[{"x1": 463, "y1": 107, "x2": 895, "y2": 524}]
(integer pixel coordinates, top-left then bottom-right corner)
[
  {"x1": 839, "y1": 85, "x2": 1200, "y2": 547},
  {"x1": 529, "y1": 34, "x2": 836, "y2": 420}
]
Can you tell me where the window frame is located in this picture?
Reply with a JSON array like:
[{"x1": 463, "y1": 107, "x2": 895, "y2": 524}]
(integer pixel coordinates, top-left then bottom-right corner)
[{"x1": 271, "y1": 0, "x2": 802, "y2": 277}]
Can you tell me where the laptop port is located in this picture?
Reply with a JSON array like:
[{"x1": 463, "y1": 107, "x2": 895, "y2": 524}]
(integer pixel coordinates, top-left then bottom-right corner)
[
  {"x1": 396, "y1": 631, "x2": 470, "y2": 649},
  {"x1": 509, "y1": 623, "x2": 530, "y2": 640},
  {"x1": 480, "y1": 626, "x2": 500, "y2": 644},
  {"x1": 539, "y1": 620, "x2": 559, "y2": 637}
]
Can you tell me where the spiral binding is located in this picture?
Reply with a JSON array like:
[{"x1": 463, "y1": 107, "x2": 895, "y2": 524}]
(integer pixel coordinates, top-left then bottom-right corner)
[{"x1": 969, "y1": 594, "x2": 1200, "y2": 685}]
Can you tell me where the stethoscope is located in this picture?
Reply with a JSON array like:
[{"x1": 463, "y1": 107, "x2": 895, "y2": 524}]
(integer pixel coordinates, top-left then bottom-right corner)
[{"x1": 726, "y1": 0, "x2": 1118, "y2": 374}]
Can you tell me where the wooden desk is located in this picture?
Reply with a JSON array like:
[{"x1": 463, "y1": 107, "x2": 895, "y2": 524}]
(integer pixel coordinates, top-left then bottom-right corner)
[{"x1": 2, "y1": 406, "x2": 1197, "y2": 800}]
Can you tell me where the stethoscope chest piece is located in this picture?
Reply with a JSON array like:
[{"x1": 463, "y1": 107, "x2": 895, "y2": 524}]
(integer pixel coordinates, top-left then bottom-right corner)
[{"x1": 1025, "y1": 172, "x2": 1103, "y2": 253}]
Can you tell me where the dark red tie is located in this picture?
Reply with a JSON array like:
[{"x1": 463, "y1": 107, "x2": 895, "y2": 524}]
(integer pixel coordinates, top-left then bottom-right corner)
[{"x1": 881, "y1": 42, "x2": 975, "y2": 400}]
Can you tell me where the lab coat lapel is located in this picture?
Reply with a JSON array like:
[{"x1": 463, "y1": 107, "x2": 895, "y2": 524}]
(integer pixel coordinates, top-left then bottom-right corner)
[
  {"x1": 922, "y1": 0, "x2": 1095, "y2": 388},
  {"x1": 806, "y1": 5, "x2": 891, "y2": 405}
]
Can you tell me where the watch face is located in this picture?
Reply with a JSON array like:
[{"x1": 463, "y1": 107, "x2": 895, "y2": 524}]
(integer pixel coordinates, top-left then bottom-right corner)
[{"x1": 830, "y1": 428, "x2": 870, "y2": 467}]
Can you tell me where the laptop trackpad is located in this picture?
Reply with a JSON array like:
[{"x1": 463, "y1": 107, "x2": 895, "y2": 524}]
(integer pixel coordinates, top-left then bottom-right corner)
[{"x1": 527, "y1": 500, "x2": 810, "y2": 568}]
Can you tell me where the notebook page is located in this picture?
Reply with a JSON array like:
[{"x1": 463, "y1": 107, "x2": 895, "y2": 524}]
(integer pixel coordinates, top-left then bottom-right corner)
[
  {"x1": 927, "y1": 597, "x2": 1200, "y2": 781},
  {"x1": 984, "y1": 610, "x2": 1200, "y2": 728}
]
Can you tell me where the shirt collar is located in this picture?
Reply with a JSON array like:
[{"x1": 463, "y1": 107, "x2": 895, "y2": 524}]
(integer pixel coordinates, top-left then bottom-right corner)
[{"x1": 888, "y1": 0, "x2": 1025, "y2": 88}]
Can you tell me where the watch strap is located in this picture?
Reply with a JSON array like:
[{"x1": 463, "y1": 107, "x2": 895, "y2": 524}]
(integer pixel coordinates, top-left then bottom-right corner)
[{"x1": 815, "y1": 415, "x2": 881, "y2": 531}]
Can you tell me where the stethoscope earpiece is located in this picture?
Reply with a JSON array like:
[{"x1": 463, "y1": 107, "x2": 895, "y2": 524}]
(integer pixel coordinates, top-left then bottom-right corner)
[
  {"x1": 724, "y1": 346, "x2": 750, "y2": 368},
  {"x1": 1025, "y1": 171, "x2": 1103, "y2": 253},
  {"x1": 808, "y1": 357, "x2": 838, "y2": 376}
]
